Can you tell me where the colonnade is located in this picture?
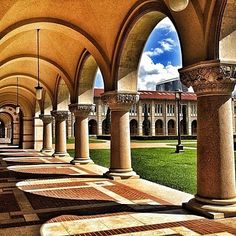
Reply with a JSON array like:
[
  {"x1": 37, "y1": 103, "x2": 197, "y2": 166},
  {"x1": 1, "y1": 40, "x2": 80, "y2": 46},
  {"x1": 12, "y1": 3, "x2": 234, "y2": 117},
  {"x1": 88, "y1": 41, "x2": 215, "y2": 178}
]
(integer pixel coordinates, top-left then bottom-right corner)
[{"x1": 37, "y1": 60, "x2": 236, "y2": 217}]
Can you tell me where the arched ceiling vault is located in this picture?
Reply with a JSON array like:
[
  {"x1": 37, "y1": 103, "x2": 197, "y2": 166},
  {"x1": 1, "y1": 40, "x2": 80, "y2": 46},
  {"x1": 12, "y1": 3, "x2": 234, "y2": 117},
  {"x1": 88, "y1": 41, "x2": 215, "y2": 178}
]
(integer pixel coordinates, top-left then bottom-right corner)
[
  {"x1": 0, "y1": 0, "x2": 232, "y2": 115},
  {"x1": 0, "y1": 112, "x2": 12, "y2": 125},
  {"x1": 0, "y1": 73, "x2": 53, "y2": 101},
  {"x1": 0, "y1": 93, "x2": 34, "y2": 117}
]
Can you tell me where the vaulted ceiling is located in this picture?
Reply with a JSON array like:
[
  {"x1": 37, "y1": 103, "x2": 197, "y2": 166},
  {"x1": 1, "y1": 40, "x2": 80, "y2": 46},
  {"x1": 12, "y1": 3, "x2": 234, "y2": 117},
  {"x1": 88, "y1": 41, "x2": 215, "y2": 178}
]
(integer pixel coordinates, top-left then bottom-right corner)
[{"x1": 0, "y1": 0, "x2": 234, "y2": 117}]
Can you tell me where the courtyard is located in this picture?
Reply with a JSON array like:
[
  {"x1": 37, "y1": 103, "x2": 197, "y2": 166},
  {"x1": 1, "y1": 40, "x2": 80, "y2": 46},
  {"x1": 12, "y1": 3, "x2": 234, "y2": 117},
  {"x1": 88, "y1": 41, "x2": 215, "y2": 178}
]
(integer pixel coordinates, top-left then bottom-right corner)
[{"x1": 1, "y1": 144, "x2": 236, "y2": 235}]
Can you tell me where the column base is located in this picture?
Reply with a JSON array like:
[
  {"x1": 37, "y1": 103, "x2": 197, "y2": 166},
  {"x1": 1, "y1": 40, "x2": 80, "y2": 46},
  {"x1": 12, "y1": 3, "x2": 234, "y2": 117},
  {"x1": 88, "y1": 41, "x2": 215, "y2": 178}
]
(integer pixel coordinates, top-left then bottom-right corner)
[
  {"x1": 104, "y1": 169, "x2": 139, "y2": 180},
  {"x1": 70, "y1": 157, "x2": 94, "y2": 165},
  {"x1": 183, "y1": 195, "x2": 236, "y2": 219},
  {"x1": 52, "y1": 152, "x2": 70, "y2": 157},
  {"x1": 40, "y1": 148, "x2": 54, "y2": 153}
]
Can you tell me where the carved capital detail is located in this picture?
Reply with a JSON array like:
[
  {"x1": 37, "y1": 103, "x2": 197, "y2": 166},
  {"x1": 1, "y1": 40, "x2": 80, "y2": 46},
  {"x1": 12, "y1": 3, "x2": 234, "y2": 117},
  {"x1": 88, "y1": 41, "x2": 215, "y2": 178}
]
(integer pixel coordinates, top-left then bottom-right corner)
[
  {"x1": 179, "y1": 60, "x2": 236, "y2": 96},
  {"x1": 51, "y1": 110, "x2": 69, "y2": 121},
  {"x1": 39, "y1": 115, "x2": 53, "y2": 124},
  {"x1": 69, "y1": 104, "x2": 95, "y2": 117},
  {"x1": 101, "y1": 91, "x2": 139, "y2": 111}
]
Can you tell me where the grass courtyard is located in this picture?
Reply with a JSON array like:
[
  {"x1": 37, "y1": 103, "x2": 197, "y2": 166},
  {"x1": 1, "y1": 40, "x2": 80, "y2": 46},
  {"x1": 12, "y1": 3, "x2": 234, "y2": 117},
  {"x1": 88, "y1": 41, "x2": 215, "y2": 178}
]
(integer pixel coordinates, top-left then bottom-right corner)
[
  {"x1": 68, "y1": 139, "x2": 236, "y2": 194},
  {"x1": 68, "y1": 147, "x2": 197, "y2": 194}
]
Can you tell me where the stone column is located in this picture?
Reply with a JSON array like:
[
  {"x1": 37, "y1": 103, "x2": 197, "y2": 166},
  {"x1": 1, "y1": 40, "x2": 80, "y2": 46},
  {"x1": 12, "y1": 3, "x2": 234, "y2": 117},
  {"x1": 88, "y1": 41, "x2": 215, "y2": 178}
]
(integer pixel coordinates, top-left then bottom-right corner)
[
  {"x1": 12, "y1": 120, "x2": 20, "y2": 145},
  {"x1": 180, "y1": 60, "x2": 236, "y2": 218},
  {"x1": 67, "y1": 113, "x2": 72, "y2": 138},
  {"x1": 51, "y1": 111, "x2": 69, "y2": 157},
  {"x1": 22, "y1": 117, "x2": 34, "y2": 149},
  {"x1": 97, "y1": 100, "x2": 102, "y2": 135},
  {"x1": 151, "y1": 100, "x2": 155, "y2": 136},
  {"x1": 163, "y1": 101, "x2": 167, "y2": 135},
  {"x1": 39, "y1": 115, "x2": 53, "y2": 153},
  {"x1": 102, "y1": 91, "x2": 139, "y2": 179},
  {"x1": 69, "y1": 104, "x2": 95, "y2": 164},
  {"x1": 138, "y1": 102, "x2": 143, "y2": 136},
  {"x1": 187, "y1": 101, "x2": 192, "y2": 135}
]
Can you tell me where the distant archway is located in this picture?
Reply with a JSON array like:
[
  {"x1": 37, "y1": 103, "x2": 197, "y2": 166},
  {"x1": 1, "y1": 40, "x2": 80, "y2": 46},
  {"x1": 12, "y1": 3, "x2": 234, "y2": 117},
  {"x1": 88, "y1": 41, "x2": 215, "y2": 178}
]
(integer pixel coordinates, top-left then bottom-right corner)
[
  {"x1": 191, "y1": 120, "x2": 197, "y2": 135},
  {"x1": 0, "y1": 120, "x2": 5, "y2": 138},
  {"x1": 180, "y1": 120, "x2": 188, "y2": 135},
  {"x1": 168, "y1": 119, "x2": 175, "y2": 135},
  {"x1": 142, "y1": 120, "x2": 151, "y2": 136},
  {"x1": 89, "y1": 119, "x2": 97, "y2": 135},
  {"x1": 155, "y1": 119, "x2": 164, "y2": 135},
  {"x1": 130, "y1": 119, "x2": 138, "y2": 136}
]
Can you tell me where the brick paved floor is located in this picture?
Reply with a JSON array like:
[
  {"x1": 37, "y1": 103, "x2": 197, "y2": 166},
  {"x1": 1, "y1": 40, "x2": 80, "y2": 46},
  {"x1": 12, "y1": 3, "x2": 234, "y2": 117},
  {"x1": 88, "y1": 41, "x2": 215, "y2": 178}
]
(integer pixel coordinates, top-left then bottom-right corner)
[{"x1": 0, "y1": 147, "x2": 235, "y2": 236}]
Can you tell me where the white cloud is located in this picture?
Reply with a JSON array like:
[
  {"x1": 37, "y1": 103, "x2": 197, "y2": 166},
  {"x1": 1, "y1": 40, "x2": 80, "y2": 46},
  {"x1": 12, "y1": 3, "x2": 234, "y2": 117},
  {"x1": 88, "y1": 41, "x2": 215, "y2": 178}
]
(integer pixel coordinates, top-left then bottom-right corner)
[
  {"x1": 145, "y1": 47, "x2": 164, "y2": 56},
  {"x1": 144, "y1": 37, "x2": 177, "y2": 57},
  {"x1": 138, "y1": 53, "x2": 180, "y2": 90},
  {"x1": 160, "y1": 38, "x2": 176, "y2": 51},
  {"x1": 155, "y1": 17, "x2": 176, "y2": 32}
]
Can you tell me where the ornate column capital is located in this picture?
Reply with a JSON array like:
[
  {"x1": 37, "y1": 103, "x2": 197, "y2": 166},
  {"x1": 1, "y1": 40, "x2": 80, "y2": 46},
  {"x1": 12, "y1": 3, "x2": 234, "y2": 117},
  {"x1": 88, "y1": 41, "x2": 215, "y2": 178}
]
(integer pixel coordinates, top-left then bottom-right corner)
[
  {"x1": 179, "y1": 60, "x2": 236, "y2": 96},
  {"x1": 39, "y1": 115, "x2": 53, "y2": 124},
  {"x1": 51, "y1": 110, "x2": 69, "y2": 121},
  {"x1": 69, "y1": 104, "x2": 95, "y2": 117},
  {"x1": 101, "y1": 91, "x2": 139, "y2": 111}
]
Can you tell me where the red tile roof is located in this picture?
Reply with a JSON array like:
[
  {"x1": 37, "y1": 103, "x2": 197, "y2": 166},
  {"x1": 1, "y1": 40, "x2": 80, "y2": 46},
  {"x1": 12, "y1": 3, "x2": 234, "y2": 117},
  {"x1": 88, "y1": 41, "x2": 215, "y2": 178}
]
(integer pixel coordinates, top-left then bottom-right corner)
[{"x1": 94, "y1": 89, "x2": 197, "y2": 101}]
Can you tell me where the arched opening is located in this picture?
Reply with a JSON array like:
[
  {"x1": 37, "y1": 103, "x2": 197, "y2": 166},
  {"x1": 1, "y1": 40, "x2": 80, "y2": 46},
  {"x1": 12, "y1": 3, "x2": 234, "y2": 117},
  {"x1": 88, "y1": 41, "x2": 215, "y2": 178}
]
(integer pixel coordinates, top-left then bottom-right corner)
[
  {"x1": 89, "y1": 119, "x2": 97, "y2": 135},
  {"x1": 180, "y1": 119, "x2": 187, "y2": 135},
  {"x1": 102, "y1": 119, "x2": 110, "y2": 135},
  {"x1": 168, "y1": 119, "x2": 175, "y2": 135},
  {"x1": 142, "y1": 119, "x2": 151, "y2": 136},
  {"x1": 0, "y1": 120, "x2": 5, "y2": 138},
  {"x1": 130, "y1": 119, "x2": 138, "y2": 136},
  {"x1": 191, "y1": 120, "x2": 197, "y2": 135},
  {"x1": 155, "y1": 119, "x2": 164, "y2": 135}
]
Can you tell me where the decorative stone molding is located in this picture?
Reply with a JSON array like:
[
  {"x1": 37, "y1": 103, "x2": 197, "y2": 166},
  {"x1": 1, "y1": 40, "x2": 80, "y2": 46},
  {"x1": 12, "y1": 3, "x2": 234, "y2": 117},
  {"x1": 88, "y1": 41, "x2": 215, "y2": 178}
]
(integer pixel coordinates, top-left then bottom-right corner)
[
  {"x1": 179, "y1": 60, "x2": 236, "y2": 96},
  {"x1": 39, "y1": 115, "x2": 53, "y2": 124},
  {"x1": 101, "y1": 91, "x2": 139, "y2": 111},
  {"x1": 69, "y1": 104, "x2": 95, "y2": 117},
  {"x1": 51, "y1": 110, "x2": 69, "y2": 121}
]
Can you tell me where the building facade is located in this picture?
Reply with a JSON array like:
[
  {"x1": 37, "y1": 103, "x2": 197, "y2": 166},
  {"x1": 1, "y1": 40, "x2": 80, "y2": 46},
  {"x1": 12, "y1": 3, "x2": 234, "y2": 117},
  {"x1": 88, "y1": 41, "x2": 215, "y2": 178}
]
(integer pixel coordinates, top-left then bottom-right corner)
[{"x1": 85, "y1": 89, "x2": 198, "y2": 136}]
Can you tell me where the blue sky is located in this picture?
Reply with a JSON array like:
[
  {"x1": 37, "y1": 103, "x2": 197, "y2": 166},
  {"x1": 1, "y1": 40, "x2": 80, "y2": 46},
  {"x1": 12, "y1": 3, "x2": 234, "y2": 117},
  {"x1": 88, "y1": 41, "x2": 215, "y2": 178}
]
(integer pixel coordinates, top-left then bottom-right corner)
[{"x1": 94, "y1": 17, "x2": 182, "y2": 90}]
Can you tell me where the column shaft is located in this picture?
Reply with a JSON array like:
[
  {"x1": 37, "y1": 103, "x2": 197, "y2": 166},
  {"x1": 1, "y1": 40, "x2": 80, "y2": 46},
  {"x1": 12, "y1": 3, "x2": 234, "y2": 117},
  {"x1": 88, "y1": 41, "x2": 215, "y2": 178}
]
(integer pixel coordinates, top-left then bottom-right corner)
[
  {"x1": 180, "y1": 60, "x2": 236, "y2": 218},
  {"x1": 69, "y1": 104, "x2": 94, "y2": 164},
  {"x1": 110, "y1": 110, "x2": 132, "y2": 171},
  {"x1": 51, "y1": 111, "x2": 69, "y2": 157},
  {"x1": 102, "y1": 91, "x2": 139, "y2": 179},
  {"x1": 197, "y1": 95, "x2": 235, "y2": 198},
  {"x1": 43, "y1": 122, "x2": 53, "y2": 151}
]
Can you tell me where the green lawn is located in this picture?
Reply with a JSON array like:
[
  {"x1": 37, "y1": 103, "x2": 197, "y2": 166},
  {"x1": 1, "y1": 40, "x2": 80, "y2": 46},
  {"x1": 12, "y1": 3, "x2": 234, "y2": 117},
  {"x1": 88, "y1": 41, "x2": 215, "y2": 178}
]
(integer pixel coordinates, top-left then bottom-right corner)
[
  {"x1": 53, "y1": 137, "x2": 106, "y2": 144},
  {"x1": 131, "y1": 139, "x2": 197, "y2": 144},
  {"x1": 68, "y1": 148, "x2": 197, "y2": 194}
]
